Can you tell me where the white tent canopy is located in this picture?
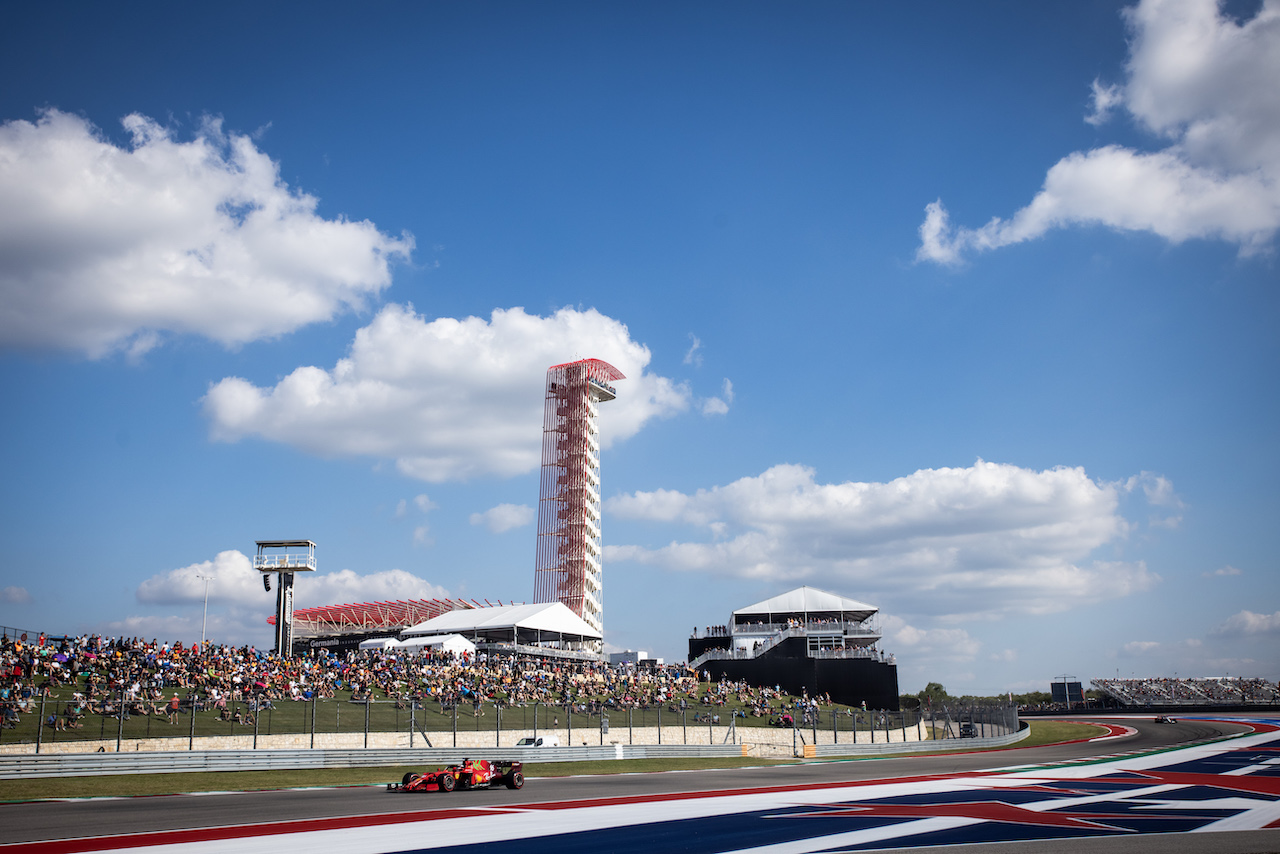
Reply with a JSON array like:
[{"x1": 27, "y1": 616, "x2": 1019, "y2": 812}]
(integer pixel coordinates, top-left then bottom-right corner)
[
  {"x1": 733, "y1": 586, "x2": 877, "y2": 624},
  {"x1": 398, "y1": 633, "x2": 476, "y2": 656},
  {"x1": 401, "y1": 602, "x2": 602, "y2": 645}
]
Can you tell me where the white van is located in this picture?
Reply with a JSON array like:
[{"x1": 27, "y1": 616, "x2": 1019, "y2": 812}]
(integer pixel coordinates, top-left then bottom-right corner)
[{"x1": 515, "y1": 736, "x2": 560, "y2": 747}]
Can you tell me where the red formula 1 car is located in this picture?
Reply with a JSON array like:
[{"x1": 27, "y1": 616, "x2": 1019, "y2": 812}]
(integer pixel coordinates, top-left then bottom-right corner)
[{"x1": 388, "y1": 759, "x2": 524, "y2": 793}]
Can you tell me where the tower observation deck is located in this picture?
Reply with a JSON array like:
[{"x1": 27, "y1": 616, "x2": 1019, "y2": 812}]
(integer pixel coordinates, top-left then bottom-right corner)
[
  {"x1": 533, "y1": 359, "x2": 624, "y2": 646},
  {"x1": 255, "y1": 539, "x2": 316, "y2": 658}
]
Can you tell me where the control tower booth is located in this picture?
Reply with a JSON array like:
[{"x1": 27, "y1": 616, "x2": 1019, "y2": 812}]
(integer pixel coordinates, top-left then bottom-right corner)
[{"x1": 255, "y1": 539, "x2": 316, "y2": 657}]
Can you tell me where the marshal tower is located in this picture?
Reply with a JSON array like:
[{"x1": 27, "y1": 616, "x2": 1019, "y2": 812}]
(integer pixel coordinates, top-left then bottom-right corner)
[{"x1": 533, "y1": 358, "x2": 624, "y2": 643}]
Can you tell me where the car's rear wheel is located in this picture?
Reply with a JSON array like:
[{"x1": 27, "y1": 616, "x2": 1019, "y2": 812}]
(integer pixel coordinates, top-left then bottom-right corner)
[
  {"x1": 439, "y1": 774, "x2": 455, "y2": 793},
  {"x1": 506, "y1": 771, "x2": 524, "y2": 790}
]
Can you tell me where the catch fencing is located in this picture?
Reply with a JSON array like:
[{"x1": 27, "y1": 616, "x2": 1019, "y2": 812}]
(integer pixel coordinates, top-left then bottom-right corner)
[{"x1": 6, "y1": 696, "x2": 1016, "y2": 752}]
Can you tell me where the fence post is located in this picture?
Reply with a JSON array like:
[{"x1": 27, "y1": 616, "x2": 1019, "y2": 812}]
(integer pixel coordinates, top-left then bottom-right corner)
[
  {"x1": 533, "y1": 702, "x2": 538, "y2": 742},
  {"x1": 310, "y1": 697, "x2": 316, "y2": 749},
  {"x1": 452, "y1": 702, "x2": 457, "y2": 748},
  {"x1": 364, "y1": 697, "x2": 370, "y2": 749},
  {"x1": 657, "y1": 706, "x2": 662, "y2": 744},
  {"x1": 253, "y1": 703, "x2": 259, "y2": 750},
  {"x1": 811, "y1": 710, "x2": 817, "y2": 747},
  {"x1": 628, "y1": 708, "x2": 632, "y2": 745},
  {"x1": 409, "y1": 701, "x2": 415, "y2": 748},
  {"x1": 682, "y1": 710, "x2": 687, "y2": 744},
  {"x1": 496, "y1": 704, "x2": 501, "y2": 747},
  {"x1": 189, "y1": 696, "x2": 196, "y2": 750},
  {"x1": 36, "y1": 693, "x2": 46, "y2": 753},
  {"x1": 116, "y1": 686, "x2": 125, "y2": 753},
  {"x1": 567, "y1": 703, "x2": 572, "y2": 746}
]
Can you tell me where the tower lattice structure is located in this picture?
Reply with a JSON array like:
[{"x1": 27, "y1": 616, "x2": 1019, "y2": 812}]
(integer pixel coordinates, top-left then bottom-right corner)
[{"x1": 533, "y1": 358, "x2": 624, "y2": 641}]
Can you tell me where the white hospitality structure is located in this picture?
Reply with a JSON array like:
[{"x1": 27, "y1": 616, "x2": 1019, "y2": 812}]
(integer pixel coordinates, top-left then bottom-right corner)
[{"x1": 400, "y1": 601, "x2": 604, "y2": 662}]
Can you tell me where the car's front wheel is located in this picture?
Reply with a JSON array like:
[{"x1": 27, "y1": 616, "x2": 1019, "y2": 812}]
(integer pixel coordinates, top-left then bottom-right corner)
[{"x1": 438, "y1": 774, "x2": 455, "y2": 793}]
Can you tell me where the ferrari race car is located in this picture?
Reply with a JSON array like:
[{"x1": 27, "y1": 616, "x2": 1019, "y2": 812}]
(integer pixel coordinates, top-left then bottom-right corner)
[{"x1": 388, "y1": 759, "x2": 524, "y2": 793}]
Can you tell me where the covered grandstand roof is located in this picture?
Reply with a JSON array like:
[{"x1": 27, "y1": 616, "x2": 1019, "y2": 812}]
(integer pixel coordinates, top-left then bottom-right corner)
[
  {"x1": 267, "y1": 597, "x2": 495, "y2": 633},
  {"x1": 733, "y1": 586, "x2": 877, "y2": 622},
  {"x1": 402, "y1": 602, "x2": 602, "y2": 644}
]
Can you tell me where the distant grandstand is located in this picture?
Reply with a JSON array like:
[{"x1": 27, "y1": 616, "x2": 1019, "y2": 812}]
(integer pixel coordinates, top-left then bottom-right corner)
[
  {"x1": 268, "y1": 598, "x2": 517, "y2": 655},
  {"x1": 1092, "y1": 676, "x2": 1277, "y2": 708}
]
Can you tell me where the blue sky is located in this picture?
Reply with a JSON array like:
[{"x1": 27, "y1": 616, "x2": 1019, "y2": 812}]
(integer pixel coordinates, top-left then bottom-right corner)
[{"x1": 1, "y1": 0, "x2": 1276, "y2": 695}]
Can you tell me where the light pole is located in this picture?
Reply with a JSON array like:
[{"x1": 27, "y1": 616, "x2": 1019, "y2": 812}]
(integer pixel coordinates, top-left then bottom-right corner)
[{"x1": 197, "y1": 574, "x2": 214, "y2": 645}]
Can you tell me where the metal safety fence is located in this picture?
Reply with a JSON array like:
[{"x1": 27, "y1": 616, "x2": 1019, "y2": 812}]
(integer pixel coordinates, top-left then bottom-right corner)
[{"x1": 2, "y1": 691, "x2": 1018, "y2": 757}]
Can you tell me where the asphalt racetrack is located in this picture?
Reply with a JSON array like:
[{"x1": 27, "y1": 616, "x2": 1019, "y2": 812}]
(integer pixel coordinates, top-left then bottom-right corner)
[{"x1": 2, "y1": 715, "x2": 1278, "y2": 853}]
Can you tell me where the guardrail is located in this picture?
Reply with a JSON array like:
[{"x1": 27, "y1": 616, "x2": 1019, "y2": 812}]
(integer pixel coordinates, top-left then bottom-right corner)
[
  {"x1": 810, "y1": 722, "x2": 1030, "y2": 757},
  {"x1": 0, "y1": 744, "x2": 748, "y2": 780}
]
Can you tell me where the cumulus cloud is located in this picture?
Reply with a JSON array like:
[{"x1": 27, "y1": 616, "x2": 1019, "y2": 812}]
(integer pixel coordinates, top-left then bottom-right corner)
[
  {"x1": 1, "y1": 586, "x2": 32, "y2": 604},
  {"x1": 0, "y1": 109, "x2": 412, "y2": 357},
  {"x1": 918, "y1": 0, "x2": 1280, "y2": 264},
  {"x1": 883, "y1": 615, "x2": 981, "y2": 661},
  {"x1": 135, "y1": 549, "x2": 449, "y2": 610},
  {"x1": 605, "y1": 459, "x2": 1162, "y2": 620},
  {"x1": 470, "y1": 503, "x2": 536, "y2": 533},
  {"x1": 120, "y1": 558, "x2": 451, "y2": 647},
  {"x1": 203, "y1": 304, "x2": 692, "y2": 481},
  {"x1": 1212, "y1": 609, "x2": 1280, "y2": 637}
]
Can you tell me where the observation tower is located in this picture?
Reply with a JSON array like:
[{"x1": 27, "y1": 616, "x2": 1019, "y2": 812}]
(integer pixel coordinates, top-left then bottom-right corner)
[
  {"x1": 255, "y1": 539, "x2": 316, "y2": 657},
  {"x1": 533, "y1": 359, "x2": 624, "y2": 648}
]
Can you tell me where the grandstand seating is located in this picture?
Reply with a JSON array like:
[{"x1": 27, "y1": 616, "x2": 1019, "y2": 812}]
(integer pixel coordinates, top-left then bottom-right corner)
[{"x1": 1092, "y1": 676, "x2": 1277, "y2": 707}]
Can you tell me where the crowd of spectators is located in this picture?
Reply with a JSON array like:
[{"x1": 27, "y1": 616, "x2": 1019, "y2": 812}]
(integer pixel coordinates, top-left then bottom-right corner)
[
  {"x1": 0, "y1": 632, "x2": 710, "y2": 731},
  {"x1": 1092, "y1": 676, "x2": 1278, "y2": 707},
  {"x1": 0, "y1": 631, "x2": 886, "y2": 735}
]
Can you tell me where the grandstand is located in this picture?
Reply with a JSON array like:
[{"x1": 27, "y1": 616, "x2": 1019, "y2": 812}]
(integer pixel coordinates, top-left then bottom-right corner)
[
  {"x1": 270, "y1": 598, "x2": 514, "y2": 655},
  {"x1": 689, "y1": 586, "x2": 900, "y2": 710},
  {"x1": 1092, "y1": 676, "x2": 1278, "y2": 708}
]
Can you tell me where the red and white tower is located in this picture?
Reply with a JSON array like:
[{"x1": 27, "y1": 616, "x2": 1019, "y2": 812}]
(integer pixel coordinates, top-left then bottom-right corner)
[{"x1": 533, "y1": 358, "x2": 624, "y2": 643}]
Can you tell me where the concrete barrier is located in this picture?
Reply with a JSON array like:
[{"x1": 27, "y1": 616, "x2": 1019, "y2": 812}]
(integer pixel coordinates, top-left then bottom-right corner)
[{"x1": 0, "y1": 743, "x2": 749, "y2": 779}]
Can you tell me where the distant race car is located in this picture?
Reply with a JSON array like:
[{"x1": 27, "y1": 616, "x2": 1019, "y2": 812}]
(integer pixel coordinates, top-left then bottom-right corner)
[
  {"x1": 388, "y1": 759, "x2": 524, "y2": 793},
  {"x1": 1154, "y1": 715, "x2": 1178, "y2": 724}
]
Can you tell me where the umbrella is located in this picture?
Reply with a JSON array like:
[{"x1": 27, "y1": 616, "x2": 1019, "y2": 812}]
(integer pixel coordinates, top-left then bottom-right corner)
[{"x1": 54, "y1": 653, "x2": 68, "y2": 662}]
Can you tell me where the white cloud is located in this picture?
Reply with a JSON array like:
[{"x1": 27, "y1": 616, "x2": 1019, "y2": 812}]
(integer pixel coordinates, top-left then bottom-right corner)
[
  {"x1": 203, "y1": 304, "x2": 692, "y2": 482},
  {"x1": 0, "y1": 109, "x2": 412, "y2": 357},
  {"x1": 1212, "y1": 609, "x2": 1280, "y2": 637},
  {"x1": 700, "y1": 378, "x2": 735, "y2": 416},
  {"x1": 1122, "y1": 471, "x2": 1186, "y2": 528},
  {"x1": 1122, "y1": 640, "x2": 1162, "y2": 655},
  {"x1": 470, "y1": 503, "x2": 536, "y2": 533},
  {"x1": 413, "y1": 494, "x2": 437, "y2": 513},
  {"x1": 1203, "y1": 564, "x2": 1242, "y2": 578},
  {"x1": 605, "y1": 459, "x2": 1163, "y2": 620},
  {"x1": 135, "y1": 549, "x2": 449, "y2": 610},
  {"x1": 135, "y1": 549, "x2": 259, "y2": 605},
  {"x1": 1, "y1": 586, "x2": 32, "y2": 605},
  {"x1": 883, "y1": 615, "x2": 981, "y2": 661},
  {"x1": 684, "y1": 334, "x2": 703, "y2": 367},
  {"x1": 918, "y1": 0, "x2": 1280, "y2": 264}
]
